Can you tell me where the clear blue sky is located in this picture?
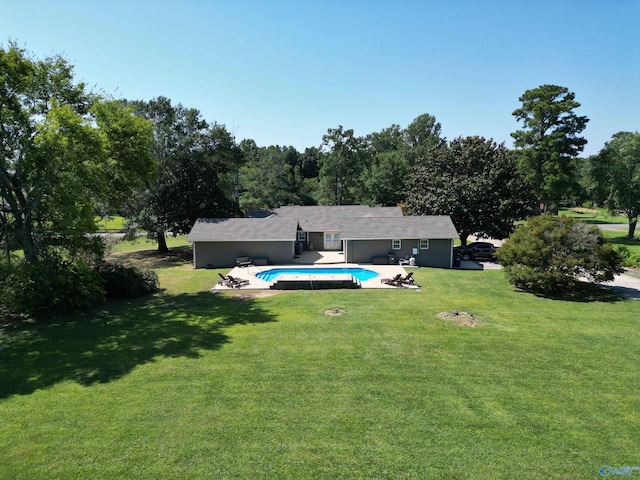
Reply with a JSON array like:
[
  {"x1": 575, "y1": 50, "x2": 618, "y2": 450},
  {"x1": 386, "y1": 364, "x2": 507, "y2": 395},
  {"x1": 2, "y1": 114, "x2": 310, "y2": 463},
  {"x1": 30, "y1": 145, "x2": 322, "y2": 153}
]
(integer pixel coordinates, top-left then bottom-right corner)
[{"x1": 2, "y1": 0, "x2": 638, "y2": 156}]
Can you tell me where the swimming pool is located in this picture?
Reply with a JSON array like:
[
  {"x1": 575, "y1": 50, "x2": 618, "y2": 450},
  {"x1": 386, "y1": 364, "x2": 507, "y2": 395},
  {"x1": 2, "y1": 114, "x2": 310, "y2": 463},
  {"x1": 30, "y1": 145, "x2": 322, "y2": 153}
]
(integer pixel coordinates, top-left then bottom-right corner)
[{"x1": 255, "y1": 267, "x2": 379, "y2": 283}]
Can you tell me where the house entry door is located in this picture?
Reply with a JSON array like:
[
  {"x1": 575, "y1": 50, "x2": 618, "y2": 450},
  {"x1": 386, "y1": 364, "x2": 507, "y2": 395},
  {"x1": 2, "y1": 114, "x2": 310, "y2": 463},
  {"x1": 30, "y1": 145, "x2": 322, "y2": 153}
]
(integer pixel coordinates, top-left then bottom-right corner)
[{"x1": 324, "y1": 232, "x2": 341, "y2": 250}]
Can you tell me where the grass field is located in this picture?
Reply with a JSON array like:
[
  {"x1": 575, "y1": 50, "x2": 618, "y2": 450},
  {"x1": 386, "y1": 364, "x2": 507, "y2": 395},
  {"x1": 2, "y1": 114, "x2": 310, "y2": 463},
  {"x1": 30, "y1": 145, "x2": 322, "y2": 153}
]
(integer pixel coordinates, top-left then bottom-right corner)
[
  {"x1": 1, "y1": 247, "x2": 638, "y2": 479},
  {"x1": 95, "y1": 215, "x2": 127, "y2": 231},
  {"x1": 558, "y1": 207, "x2": 628, "y2": 224},
  {"x1": 107, "y1": 235, "x2": 191, "y2": 254}
]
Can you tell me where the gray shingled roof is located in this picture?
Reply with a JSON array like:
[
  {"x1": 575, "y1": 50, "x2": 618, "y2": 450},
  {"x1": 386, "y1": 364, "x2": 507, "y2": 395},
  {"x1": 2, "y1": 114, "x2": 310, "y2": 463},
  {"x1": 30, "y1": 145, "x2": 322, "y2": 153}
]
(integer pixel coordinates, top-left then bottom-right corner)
[
  {"x1": 188, "y1": 208, "x2": 457, "y2": 243},
  {"x1": 340, "y1": 216, "x2": 459, "y2": 240},
  {"x1": 272, "y1": 205, "x2": 403, "y2": 232},
  {"x1": 187, "y1": 218, "x2": 298, "y2": 242}
]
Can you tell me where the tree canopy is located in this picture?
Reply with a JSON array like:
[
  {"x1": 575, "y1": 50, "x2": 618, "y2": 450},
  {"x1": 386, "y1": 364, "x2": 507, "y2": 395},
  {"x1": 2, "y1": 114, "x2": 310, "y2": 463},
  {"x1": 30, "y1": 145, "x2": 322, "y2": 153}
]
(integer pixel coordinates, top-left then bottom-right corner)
[
  {"x1": 319, "y1": 126, "x2": 367, "y2": 205},
  {"x1": 403, "y1": 113, "x2": 445, "y2": 165},
  {"x1": 405, "y1": 136, "x2": 533, "y2": 244},
  {"x1": 0, "y1": 42, "x2": 155, "y2": 263},
  {"x1": 590, "y1": 131, "x2": 640, "y2": 239},
  {"x1": 238, "y1": 143, "x2": 317, "y2": 209},
  {"x1": 511, "y1": 84, "x2": 589, "y2": 212},
  {"x1": 126, "y1": 97, "x2": 241, "y2": 252}
]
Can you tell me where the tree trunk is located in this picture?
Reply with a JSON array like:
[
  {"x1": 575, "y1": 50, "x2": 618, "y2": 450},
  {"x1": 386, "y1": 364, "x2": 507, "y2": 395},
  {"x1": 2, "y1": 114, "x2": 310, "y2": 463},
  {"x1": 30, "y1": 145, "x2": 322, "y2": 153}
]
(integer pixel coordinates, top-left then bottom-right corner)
[
  {"x1": 628, "y1": 218, "x2": 638, "y2": 239},
  {"x1": 2, "y1": 176, "x2": 39, "y2": 263},
  {"x1": 156, "y1": 229, "x2": 169, "y2": 253},
  {"x1": 16, "y1": 214, "x2": 38, "y2": 263}
]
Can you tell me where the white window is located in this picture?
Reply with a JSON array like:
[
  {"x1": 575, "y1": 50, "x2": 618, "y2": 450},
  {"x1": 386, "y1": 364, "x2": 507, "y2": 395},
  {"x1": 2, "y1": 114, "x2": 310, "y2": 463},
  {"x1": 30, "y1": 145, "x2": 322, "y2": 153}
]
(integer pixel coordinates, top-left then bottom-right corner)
[
  {"x1": 297, "y1": 231, "x2": 306, "y2": 241},
  {"x1": 420, "y1": 239, "x2": 429, "y2": 250},
  {"x1": 392, "y1": 239, "x2": 401, "y2": 250}
]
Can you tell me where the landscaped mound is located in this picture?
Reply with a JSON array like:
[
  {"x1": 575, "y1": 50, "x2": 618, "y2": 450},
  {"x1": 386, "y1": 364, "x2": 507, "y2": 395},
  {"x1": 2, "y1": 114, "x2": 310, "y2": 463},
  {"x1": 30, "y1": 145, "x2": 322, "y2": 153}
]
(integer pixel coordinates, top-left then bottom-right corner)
[{"x1": 437, "y1": 310, "x2": 483, "y2": 327}]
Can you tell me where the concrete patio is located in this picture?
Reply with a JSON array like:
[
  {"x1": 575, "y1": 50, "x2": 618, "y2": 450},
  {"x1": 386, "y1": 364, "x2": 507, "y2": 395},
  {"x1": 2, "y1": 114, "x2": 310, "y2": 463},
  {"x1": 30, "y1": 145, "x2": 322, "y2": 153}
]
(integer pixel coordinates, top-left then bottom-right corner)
[
  {"x1": 292, "y1": 250, "x2": 347, "y2": 264},
  {"x1": 212, "y1": 262, "x2": 419, "y2": 291}
]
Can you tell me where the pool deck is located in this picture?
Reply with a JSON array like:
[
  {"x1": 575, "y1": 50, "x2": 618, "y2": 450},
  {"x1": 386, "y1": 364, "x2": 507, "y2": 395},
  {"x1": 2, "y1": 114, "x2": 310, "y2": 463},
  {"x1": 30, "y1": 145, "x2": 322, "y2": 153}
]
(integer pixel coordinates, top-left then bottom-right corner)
[{"x1": 213, "y1": 263, "x2": 419, "y2": 290}]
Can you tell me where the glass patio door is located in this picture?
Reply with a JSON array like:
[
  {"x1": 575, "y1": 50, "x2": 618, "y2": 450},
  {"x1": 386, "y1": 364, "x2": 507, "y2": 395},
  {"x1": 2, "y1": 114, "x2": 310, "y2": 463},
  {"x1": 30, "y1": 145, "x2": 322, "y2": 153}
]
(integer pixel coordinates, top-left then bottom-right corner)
[{"x1": 324, "y1": 232, "x2": 341, "y2": 250}]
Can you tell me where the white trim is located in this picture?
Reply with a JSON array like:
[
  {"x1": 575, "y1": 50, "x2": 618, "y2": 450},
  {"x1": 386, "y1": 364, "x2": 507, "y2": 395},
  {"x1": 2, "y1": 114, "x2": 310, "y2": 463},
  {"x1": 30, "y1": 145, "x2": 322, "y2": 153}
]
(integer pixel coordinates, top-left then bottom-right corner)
[
  {"x1": 392, "y1": 239, "x2": 401, "y2": 250},
  {"x1": 419, "y1": 239, "x2": 429, "y2": 249}
]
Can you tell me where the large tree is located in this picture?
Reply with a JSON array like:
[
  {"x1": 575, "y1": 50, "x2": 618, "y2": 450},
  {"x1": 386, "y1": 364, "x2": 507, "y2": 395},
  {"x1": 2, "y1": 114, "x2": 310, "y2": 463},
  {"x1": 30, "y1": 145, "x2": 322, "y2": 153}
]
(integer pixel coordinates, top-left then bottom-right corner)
[
  {"x1": 238, "y1": 144, "x2": 306, "y2": 209},
  {"x1": 359, "y1": 115, "x2": 444, "y2": 207},
  {"x1": 590, "y1": 131, "x2": 640, "y2": 238},
  {"x1": 0, "y1": 43, "x2": 155, "y2": 263},
  {"x1": 405, "y1": 136, "x2": 533, "y2": 245},
  {"x1": 403, "y1": 113, "x2": 445, "y2": 165},
  {"x1": 361, "y1": 151, "x2": 409, "y2": 206},
  {"x1": 127, "y1": 97, "x2": 240, "y2": 252},
  {"x1": 362, "y1": 124, "x2": 409, "y2": 206},
  {"x1": 318, "y1": 126, "x2": 367, "y2": 205},
  {"x1": 368, "y1": 123, "x2": 405, "y2": 155},
  {"x1": 511, "y1": 84, "x2": 589, "y2": 212}
]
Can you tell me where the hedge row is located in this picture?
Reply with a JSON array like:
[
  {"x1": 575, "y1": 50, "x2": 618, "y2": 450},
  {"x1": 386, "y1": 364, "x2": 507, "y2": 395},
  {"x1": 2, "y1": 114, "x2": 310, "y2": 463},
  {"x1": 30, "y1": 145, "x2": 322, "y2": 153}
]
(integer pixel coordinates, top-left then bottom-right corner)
[{"x1": 0, "y1": 260, "x2": 159, "y2": 317}]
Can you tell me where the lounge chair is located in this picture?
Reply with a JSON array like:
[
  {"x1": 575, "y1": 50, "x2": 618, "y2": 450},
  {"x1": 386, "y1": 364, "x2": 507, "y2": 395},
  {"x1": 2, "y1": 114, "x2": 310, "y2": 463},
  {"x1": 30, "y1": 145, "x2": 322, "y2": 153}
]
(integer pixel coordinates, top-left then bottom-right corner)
[
  {"x1": 227, "y1": 275, "x2": 250, "y2": 288},
  {"x1": 399, "y1": 272, "x2": 415, "y2": 285},
  {"x1": 216, "y1": 273, "x2": 249, "y2": 289},
  {"x1": 217, "y1": 272, "x2": 233, "y2": 287},
  {"x1": 380, "y1": 274, "x2": 402, "y2": 286}
]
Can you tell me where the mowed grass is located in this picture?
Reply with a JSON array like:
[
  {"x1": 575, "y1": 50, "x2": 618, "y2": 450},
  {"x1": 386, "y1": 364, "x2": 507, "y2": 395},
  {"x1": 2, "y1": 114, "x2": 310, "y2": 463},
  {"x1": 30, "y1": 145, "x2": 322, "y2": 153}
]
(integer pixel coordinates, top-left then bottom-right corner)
[
  {"x1": 95, "y1": 215, "x2": 127, "y2": 231},
  {"x1": 1, "y1": 256, "x2": 639, "y2": 478},
  {"x1": 558, "y1": 207, "x2": 628, "y2": 224},
  {"x1": 107, "y1": 235, "x2": 191, "y2": 253}
]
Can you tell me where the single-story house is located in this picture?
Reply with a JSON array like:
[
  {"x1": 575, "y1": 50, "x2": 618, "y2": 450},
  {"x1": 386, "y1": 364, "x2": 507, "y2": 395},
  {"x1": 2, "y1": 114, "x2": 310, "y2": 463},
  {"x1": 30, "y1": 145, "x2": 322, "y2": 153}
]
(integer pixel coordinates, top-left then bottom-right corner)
[{"x1": 187, "y1": 206, "x2": 459, "y2": 269}]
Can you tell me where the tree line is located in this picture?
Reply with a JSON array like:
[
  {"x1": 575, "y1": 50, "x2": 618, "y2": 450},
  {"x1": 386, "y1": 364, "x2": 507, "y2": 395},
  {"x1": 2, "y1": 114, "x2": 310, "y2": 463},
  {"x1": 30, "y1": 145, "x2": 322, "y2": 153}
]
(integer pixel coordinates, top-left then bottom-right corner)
[{"x1": 1, "y1": 43, "x2": 638, "y2": 312}]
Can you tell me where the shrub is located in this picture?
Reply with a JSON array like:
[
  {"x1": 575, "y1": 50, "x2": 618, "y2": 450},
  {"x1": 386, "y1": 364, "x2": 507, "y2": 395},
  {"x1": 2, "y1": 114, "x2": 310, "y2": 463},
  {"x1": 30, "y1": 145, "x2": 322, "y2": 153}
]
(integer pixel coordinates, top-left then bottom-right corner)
[
  {"x1": 0, "y1": 260, "x2": 105, "y2": 316},
  {"x1": 497, "y1": 215, "x2": 625, "y2": 294},
  {"x1": 0, "y1": 259, "x2": 159, "y2": 318},
  {"x1": 96, "y1": 262, "x2": 159, "y2": 299}
]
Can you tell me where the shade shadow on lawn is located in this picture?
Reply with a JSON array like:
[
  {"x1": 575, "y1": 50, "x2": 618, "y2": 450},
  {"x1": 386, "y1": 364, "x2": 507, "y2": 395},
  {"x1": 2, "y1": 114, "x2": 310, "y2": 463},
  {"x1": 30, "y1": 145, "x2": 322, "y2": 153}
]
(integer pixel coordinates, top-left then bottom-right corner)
[
  {"x1": 0, "y1": 292, "x2": 276, "y2": 399},
  {"x1": 524, "y1": 281, "x2": 625, "y2": 303},
  {"x1": 108, "y1": 245, "x2": 193, "y2": 269},
  {"x1": 605, "y1": 235, "x2": 640, "y2": 246}
]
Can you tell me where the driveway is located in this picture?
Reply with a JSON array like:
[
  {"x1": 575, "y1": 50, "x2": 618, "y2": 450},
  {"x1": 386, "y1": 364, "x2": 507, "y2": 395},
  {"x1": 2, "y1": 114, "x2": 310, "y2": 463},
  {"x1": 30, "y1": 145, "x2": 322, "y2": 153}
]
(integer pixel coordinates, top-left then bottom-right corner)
[
  {"x1": 597, "y1": 269, "x2": 640, "y2": 300},
  {"x1": 595, "y1": 223, "x2": 629, "y2": 232}
]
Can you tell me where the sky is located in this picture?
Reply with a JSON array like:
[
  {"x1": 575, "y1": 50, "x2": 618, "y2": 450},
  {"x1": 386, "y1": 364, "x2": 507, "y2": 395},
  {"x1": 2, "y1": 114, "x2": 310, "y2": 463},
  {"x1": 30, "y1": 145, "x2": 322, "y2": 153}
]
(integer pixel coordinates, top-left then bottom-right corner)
[{"x1": 2, "y1": 0, "x2": 639, "y2": 156}]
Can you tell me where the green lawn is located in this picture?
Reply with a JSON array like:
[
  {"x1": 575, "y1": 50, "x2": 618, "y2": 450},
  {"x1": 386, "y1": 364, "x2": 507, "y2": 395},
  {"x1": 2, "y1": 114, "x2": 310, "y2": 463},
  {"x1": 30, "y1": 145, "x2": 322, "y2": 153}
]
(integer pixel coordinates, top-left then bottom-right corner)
[
  {"x1": 108, "y1": 235, "x2": 191, "y2": 253},
  {"x1": 95, "y1": 215, "x2": 127, "y2": 231},
  {"x1": 558, "y1": 207, "x2": 628, "y2": 224},
  {"x1": 1, "y1": 254, "x2": 638, "y2": 478}
]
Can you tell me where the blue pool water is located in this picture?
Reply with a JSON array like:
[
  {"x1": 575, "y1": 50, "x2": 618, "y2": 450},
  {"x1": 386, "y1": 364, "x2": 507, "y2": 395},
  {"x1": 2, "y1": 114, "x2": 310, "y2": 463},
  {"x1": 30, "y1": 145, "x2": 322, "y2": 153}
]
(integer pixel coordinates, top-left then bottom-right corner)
[{"x1": 255, "y1": 267, "x2": 379, "y2": 282}]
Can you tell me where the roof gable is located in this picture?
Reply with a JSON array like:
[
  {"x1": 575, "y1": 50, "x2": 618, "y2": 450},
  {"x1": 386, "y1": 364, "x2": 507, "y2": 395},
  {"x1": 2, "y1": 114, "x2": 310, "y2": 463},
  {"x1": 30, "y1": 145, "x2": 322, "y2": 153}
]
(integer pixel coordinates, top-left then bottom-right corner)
[
  {"x1": 187, "y1": 217, "x2": 298, "y2": 242},
  {"x1": 271, "y1": 205, "x2": 403, "y2": 231},
  {"x1": 340, "y1": 216, "x2": 459, "y2": 240}
]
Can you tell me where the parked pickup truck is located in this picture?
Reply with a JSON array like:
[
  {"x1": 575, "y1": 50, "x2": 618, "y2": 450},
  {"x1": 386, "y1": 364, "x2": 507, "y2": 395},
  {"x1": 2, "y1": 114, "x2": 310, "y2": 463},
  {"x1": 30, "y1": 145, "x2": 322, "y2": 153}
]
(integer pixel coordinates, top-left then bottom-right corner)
[{"x1": 454, "y1": 242, "x2": 497, "y2": 261}]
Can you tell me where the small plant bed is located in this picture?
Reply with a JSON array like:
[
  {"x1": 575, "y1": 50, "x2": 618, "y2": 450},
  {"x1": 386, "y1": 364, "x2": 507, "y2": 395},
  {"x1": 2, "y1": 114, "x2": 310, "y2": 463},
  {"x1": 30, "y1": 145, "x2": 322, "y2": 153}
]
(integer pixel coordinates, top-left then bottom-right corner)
[
  {"x1": 437, "y1": 310, "x2": 484, "y2": 327},
  {"x1": 569, "y1": 207, "x2": 597, "y2": 215},
  {"x1": 324, "y1": 308, "x2": 346, "y2": 316}
]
